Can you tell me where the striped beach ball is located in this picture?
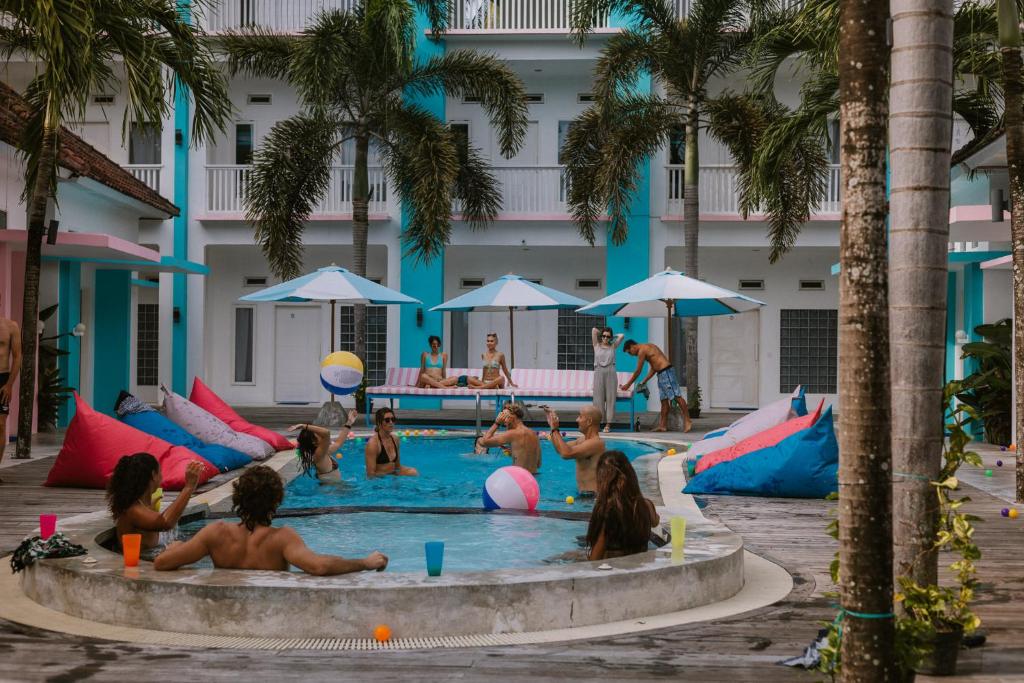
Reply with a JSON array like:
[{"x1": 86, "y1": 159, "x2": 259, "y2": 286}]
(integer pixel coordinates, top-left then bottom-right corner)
[
  {"x1": 320, "y1": 351, "x2": 364, "y2": 395},
  {"x1": 483, "y1": 466, "x2": 540, "y2": 511}
]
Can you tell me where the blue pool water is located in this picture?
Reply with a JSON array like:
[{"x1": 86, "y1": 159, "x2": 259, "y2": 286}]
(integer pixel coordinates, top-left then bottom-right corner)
[{"x1": 282, "y1": 435, "x2": 661, "y2": 512}]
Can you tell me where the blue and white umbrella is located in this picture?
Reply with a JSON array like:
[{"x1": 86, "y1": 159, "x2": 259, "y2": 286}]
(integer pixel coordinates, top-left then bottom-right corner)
[{"x1": 431, "y1": 273, "x2": 589, "y2": 366}]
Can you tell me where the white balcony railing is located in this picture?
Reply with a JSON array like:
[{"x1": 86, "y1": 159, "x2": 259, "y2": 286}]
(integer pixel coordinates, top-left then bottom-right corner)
[
  {"x1": 123, "y1": 164, "x2": 162, "y2": 193},
  {"x1": 671, "y1": 0, "x2": 804, "y2": 20},
  {"x1": 665, "y1": 164, "x2": 841, "y2": 216},
  {"x1": 453, "y1": 166, "x2": 569, "y2": 216},
  {"x1": 449, "y1": 0, "x2": 609, "y2": 31},
  {"x1": 201, "y1": 0, "x2": 358, "y2": 33},
  {"x1": 206, "y1": 165, "x2": 388, "y2": 215}
]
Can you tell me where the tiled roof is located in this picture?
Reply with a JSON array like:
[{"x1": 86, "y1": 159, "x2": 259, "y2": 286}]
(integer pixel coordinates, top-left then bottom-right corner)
[{"x1": 0, "y1": 81, "x2": 179, "y2": 217}]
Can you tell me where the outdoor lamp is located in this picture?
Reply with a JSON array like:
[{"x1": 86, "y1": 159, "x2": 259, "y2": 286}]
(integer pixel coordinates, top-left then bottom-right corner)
[
  {"x1": 72, "y1": 323, "x2": 86, "y2": 337},
  {"x1": 416, "y1": 308, "x2": 424, "y2": 327}
]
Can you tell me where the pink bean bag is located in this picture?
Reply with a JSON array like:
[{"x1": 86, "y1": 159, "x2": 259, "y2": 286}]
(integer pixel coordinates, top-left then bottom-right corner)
[
  {"x1": 189, "y1": 377, "x2": 292, "y2": 452},
  {"x1": 695, "y1": 399, "x2": 825, "y2": 475},
  {"x1": 45, "y1": 394, "x2": 218, "y2": 491}
]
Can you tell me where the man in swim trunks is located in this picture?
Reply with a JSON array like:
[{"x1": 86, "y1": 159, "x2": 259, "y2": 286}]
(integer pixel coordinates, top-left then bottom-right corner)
[
  {"x1": 475, "y1": 402, "x2": 541, "y2": 473},
  {"x1": 620, "y1": 340, "x2": 691, "y2": 433},
  {"x1": 0, "y1": 313, "x2": 21, "y2": 480},
  {"x1": 154, "y1": 465, "x2": 388, "y2": 574},
  {"x1": 544, "y1": 405, "x2": 605, "y2": 495}
]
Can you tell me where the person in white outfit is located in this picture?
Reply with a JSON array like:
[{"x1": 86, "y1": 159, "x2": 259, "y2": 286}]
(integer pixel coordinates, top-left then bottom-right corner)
[{"x1": 592, "y1": 326, "x2": 624, "y2": 433}]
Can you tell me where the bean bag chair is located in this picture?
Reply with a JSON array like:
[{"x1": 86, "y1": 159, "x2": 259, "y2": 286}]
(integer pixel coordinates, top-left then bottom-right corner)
[
  {"x1": 189, "y1": 377, "x2": 292, "y2": 452},
  {"x1": 683, "y1": 407, "x2": 838, "y2": 498},
  {"x1": 687, "y1": 386, "x2": 807, "y2": 460},
  {"x1": 115, "y1": 392, "x2": 252, "y2": 473},
  {"x1": 695, "y1": 399, "x2": 825, "y2": 474},
  {"x1": 45, "y1": 393, "x2": 218, "y2": 490},
  {"x1": 161, "y1": 386, "x2": 275, "y2": 461}
]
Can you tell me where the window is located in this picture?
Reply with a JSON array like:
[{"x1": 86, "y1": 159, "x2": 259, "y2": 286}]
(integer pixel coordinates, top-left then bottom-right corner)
[
  {"x1": 557, "y1": 310, "x2": 606, "y2": 370},
  {"x1": 669, "y1": 127, "x2": 685, "y2": 165},
  {"x1": 462, "y1": 94, "x2": 482, "y2": 104},
  {"x1": 523, "y1": 93, "x2": 544, "y2": 103},
  {"x1": 577, "y1": 93, "x2": 596, "y2": 103},
  {"x1": 557, "y1": 121, "x2": 575, "y2": 165},
  {"x1": 780, "y1": 309, "x2": 838, "y2": 393},
  {"x1": 234, "y1": 307, "x2": 255, "y2": 383},
  {"x1": 235, "y1": 123, "x2": 254, "y2": 165},
  {"x1": 338, "y1": 305, "x2": 387, "y2": 387},
  {"x1": 799, "y1": 280, "x2": 825, "y2": 291},
  {"x1": 136, "y1": 304, "x2": 159, "y2": 386},
  {"x1": 827, "y1": 119, "x2": 840, "y2": 164},
  {"x1": 93, "y1": 94, "x2": 115, "y2": 104},
  {"x1": 460, "y1": 277, "x2": 484, "y2": 289},
  {"x1": 243, "y1": 276, "x2": 268, "y2": 287},
  {"x1": 247, "y1": 94, "x2": 272, "y2": 105},
  {"x1": 129, "y1": 123, "x2": 161, "y2": 165},
  {"x1": 739, "y1": 279, "x2": 764, "y2": 290},
  {"x1": 576, "y1": 278, "x2": 601, "y2": 289}
]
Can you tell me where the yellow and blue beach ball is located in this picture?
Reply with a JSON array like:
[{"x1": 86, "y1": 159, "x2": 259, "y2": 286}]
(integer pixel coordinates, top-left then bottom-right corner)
[{"x1": 320, "y1": 351, "x2": 364, "y2": 395}]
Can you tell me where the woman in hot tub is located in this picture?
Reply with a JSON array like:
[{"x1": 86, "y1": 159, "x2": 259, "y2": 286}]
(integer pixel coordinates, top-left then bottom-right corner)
[
  {"x1": 586, "y1": 450, "x2": 660, "y2": 560},
  {"x1": 365, "y1": 407, "x2": 419, "y2": 477}
]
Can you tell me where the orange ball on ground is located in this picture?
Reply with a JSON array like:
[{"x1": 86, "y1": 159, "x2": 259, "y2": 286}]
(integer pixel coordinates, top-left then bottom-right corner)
[{"x1": 373, "y1": 624, "x2": 392, "y2": 642}]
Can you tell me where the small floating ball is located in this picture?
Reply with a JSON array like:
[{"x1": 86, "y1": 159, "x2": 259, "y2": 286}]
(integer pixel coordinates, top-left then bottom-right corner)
[
  {"x1": 666, "y1": 448, "x2": 677, "y2": 456},
  {"x1": 373, "y1": 624, "x2": 392, "y2": 642},
  {"x1": 565, "y1": 495, "x2": 575, "y2": 505},
  {"x1": 985, "y1": 469, "x2": 993, "y2": 477},
  {"x1": 997, "y1": 460, "x2": 1004, "y2": 467},
  {"x1": 1010, "y1": 508, "x2": 1019, "y2": 520},
  {"x1": 440, "y1": 429, "x2": 448, "y2": 434},
  {"x1": 1001, "y1": 508, "x2": 1010, "y2": 517},
  {"x1": 1000, "y1": 446, "x2": 1008, "y2": 452}
]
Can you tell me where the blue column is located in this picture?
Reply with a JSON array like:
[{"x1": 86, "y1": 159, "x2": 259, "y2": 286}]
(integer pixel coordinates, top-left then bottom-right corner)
[
  {"x1": 93, "y1": 270, "x2": 132, "y2": 416},
  {"x1": 963, "y1": 262, "x2": 984, "y2": 377},
  {"x1": 172, "y1": 0, "x2": 191, "y2": 395},
  {"x1": 398, "y1": 9, "x2": 446, "y2": 410},
  {"x1": 945, "y1": 271, "x2": 957, "y2": 384},
  {"x1": 57, "y1": 261, "x2": 81, "y2": 426}
]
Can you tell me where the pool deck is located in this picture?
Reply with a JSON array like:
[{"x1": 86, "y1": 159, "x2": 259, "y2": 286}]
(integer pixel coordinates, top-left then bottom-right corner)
[{"x1": 1, "y1": 415, "x2": 1023, "y2": 680}]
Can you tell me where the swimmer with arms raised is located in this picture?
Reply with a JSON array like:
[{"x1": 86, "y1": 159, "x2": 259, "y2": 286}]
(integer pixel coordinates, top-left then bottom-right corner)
[
  {"x1": 474, "y1": 402, "x2": 541, "y2": 474},
  {"x1": 290, "y1": 409, "x2": 357, "y2": 481},
  {"x1": 543, "y1": 405, "x2": 605, "y2": 496}
]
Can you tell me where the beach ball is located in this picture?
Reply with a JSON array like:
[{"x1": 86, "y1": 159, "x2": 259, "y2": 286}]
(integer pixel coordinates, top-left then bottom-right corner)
[
  {"x1": 483, "y1": 466, "x2": 540, "y2": 511},
  {"x1": 319, "y1": 351, "x2": 363, "y2": 395}
]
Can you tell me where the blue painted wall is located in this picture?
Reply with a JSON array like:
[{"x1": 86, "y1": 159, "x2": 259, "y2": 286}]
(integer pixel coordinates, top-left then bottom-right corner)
[
  {"x1": 57, "y1": 261, "x2": 81, "y2": 426},
  {"x1": 963, "y1": 262, "x2": 984, "y2": 378},
  {"x1": 945, "y1": 271, "x2": 957, "y2": 384},
  {"x1": 172, "y1": 1, "x2": 191, "y2": 395},
  {"x1": 397, "y1": 9, "x2": 446, "y2": 410},
  {"x1": 93, "y1": 270, "x2": 131, "y2": 416}
]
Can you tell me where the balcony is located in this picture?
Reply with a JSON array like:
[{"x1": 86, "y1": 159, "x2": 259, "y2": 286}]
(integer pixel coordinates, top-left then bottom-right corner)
[
  {"x1": 448, "y1": 0, "x2": 609, "y2": 32},
  {"x1": 123, "y1": 164, "x2": 162, "y2": 193},
  {"x1": 455, "y1": 166, "x2": 570, "y2": 218},
  {"x1": 205, "y1": 165, "x2": 388, "y2": 216},
  {"x1": 200, "y1": 0, "x2": 357, "y2": 33},
  {"x1": 670, "y1": 0, "x2": 804, "y2": 20},
  {"x1": 665, "y1": 164, "x2": 841, "y2": 217}
]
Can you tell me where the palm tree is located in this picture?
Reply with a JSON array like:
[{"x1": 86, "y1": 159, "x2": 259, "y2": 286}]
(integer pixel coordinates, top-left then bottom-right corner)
[
  {"x1": 220, "y1": 1, "x2": 528, "y2": 367},
  {"x1": 836, "y1": 0, "x2": 896, "y2": 676},
  {"x1": 0, "y1": 0, "x2": 232, "y2": 459},
  {"x1": 562, "y1": 0, "x2": 760, "y2": 417}
]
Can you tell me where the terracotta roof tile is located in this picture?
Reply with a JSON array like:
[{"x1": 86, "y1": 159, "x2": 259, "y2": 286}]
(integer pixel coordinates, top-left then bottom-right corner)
[{"x1": 0, "y1": 81, "x2": 179, "y2": 217}]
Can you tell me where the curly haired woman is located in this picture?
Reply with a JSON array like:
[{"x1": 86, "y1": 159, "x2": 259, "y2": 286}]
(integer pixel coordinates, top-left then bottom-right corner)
[{"x1": 585, "y1": 451, "x2": 660, "y2": 560}]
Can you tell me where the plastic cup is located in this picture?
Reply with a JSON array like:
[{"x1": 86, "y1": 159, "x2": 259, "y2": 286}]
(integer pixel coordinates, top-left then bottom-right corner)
[
  {"x1": 39, "y1": 514, "x2": 57, "y2": 540},
  {"x1": 121, "y1": 534, "x2": 142, "y2": 568},
  {"x1": 670, "y1": 517, "x2": 686, "y2": 550},
  {"x1": 425, "y1": 541, "x2": 444, "y2": 576}
]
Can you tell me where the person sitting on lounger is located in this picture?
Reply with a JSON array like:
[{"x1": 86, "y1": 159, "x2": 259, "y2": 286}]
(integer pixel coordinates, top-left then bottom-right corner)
[
  {"x1": 154, "y1": 465, "x2": 388, "y2": 574},
  {"x1": 365, "y1": 408, "x2": 419, "y2": 477},
  {"x1": 543, "y1": 405, "x2": 605, "y2": 495},
  {"x1": 107, "y1": 452, "x2": 204, "y2": 552},
  {"x1": 586, "y1": 451, "x2": 660, "y2": 561},
  {"x1": 290, "y1": 409, "x2": 357, "y2": 481},
  {"x1": 412, "y1": 335, "x2": 494, "y2": 390},
  {"x1": 479, "y1": 332, "x2": 516, "y2": 389},
  {"x1": 475, "y1": 402, "x2": 541, "y2": 473}
]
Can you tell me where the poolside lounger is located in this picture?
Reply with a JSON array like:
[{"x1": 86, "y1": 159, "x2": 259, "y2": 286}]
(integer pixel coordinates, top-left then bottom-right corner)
[{"x1": 364, "y1": 367, "x2": 507, "y2": 425}]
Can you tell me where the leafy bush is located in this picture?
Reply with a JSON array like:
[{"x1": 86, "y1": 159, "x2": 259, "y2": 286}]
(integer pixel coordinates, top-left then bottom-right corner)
[{"x1": 957, "y1": 319, "x2": 1011, "y2": 445}]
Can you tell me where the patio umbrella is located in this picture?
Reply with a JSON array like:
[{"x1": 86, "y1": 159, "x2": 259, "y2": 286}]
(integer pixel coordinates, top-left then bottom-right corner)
[
  {"x1": 430, "y1": 273, "x2": 589, "y2": 367},
  {"x1": 575, "y1": 268, "x2": 765, "y2": 368},
  {"x1": 240, "y1": 265, "x2": 421, "y2": 401}
]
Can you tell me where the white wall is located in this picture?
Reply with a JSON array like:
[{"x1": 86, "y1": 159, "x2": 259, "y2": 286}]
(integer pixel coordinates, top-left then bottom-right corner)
[{"x1": 984, "y1": 269, "x2": 1013, "y2": 323}]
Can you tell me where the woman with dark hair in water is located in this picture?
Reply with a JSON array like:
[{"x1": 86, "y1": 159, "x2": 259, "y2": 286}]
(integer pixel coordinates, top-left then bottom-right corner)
[
  {"x1": 364, "y1": 407, "x2": 419, "y2": 478},
  {"x1": 586, "y1": 450, "x2": 659, "y2": 560},
  {"x1": 107, "y1": 452, "x2": 204, "y2": 551},
  {"x1": 289, "y1": 409, "x2": 358, "y2": 481}
]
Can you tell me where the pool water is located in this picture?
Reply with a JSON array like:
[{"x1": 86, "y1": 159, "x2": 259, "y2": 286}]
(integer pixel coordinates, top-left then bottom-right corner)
[
  {"x1": 282, "y1": 436, "x2": 661, "y2": 512},
  {"x1": 180, "y1": 511, "x2": 588, "y2": 573}
]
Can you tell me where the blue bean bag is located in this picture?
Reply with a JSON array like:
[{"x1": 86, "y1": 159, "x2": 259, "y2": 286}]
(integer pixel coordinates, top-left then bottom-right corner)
[
  {"x1": 115, "y1": 392, "x2": 252, "y2": 473},
  {"x1": 683, "y1": 406, "x2": 838, "y2": 498}
]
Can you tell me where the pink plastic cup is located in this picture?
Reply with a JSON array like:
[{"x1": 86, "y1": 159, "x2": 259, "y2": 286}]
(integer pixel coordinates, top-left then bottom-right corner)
[{"x1": 39, "y1": 514, "x2": 57, "y2": 540}]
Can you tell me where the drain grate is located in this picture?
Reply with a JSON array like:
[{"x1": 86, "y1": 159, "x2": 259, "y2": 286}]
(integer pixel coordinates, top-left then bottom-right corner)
[{"x1": 144, "y1": 631, "x2": 539, "y2": 651}]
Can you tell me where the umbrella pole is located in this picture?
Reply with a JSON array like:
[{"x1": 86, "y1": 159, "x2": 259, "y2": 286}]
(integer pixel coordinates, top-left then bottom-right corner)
[
  {"x1": 509, "y1": 307, "x2": 515, "y2": 368},
  {"x1": 330, "y1": 299, "x2": 336, "y2": 403},
  {"x1": 665, "y1": 299, "x2": 674, "y2": 367}
]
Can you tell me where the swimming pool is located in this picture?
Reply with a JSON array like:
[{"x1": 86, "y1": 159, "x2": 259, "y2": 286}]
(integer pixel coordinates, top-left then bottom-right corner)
[{"x1": 281, "y1": 435, "x2": 662, "y2": 511}]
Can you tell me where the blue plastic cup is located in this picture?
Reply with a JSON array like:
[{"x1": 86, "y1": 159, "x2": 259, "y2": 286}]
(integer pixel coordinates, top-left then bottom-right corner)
[{"x1": 425, "y1": 541, "x2": 444, "y2": 576}]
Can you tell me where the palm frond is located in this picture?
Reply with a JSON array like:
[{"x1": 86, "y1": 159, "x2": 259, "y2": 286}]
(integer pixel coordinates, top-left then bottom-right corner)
[
  {"x1": 220, "y1": 26, "x2": 296, "y2": 81},
  {"x1": 451, "y1": 144, "x2": 502, "y2": 229},
  {"x1": 592, "y1": 30, "x2": 661, "y2": 101},
  {"x1": 953, "y1": 89, "x2": 1000, "y2": 139}
]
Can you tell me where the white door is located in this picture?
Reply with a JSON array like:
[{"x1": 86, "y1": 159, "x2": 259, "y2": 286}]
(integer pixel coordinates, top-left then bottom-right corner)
[
  {"x1": 709, "y1": 311, "x2": 759, "y2": 408},
  {"x1": 274, "y1": 306, "x2": 322, "y2": 403}
]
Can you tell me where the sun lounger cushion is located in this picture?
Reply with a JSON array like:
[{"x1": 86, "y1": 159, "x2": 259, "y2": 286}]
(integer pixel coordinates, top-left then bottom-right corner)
[
  {"x1": 45, "y1": 394, "x2": 218, "y2": 490},
  {"x1": 161, "y1": 388, "x2": 275, "y2": 461},
  {"x1": 189, "y1": 377, "x2": 293, "y2": 451},
  {"x1": 683, "y1": 407, "x2": 838, "y2": 498},
  {"x1": 695, "y1": 399, "x2": 825, "y2": 474},
  {"x1": 115, "y1": 392, "x2": 252, "y2": 473},
  {"x1": 687, "y1": 386, "x2": 807, "y2": 459}
]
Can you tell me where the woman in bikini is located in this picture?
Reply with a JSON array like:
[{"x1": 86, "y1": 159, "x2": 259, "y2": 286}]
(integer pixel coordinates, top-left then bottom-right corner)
[
  {"x1": 364, "y1": 407, "x2": 419, "y2": 477},
  {"x1": 479, "y1": 332, "x2": 516, "y2": 389},
  {"x1": 290, "y1": 409, "x2": 358, "y2": 482},
  {"x1": 416, "y1": 335, "x2": 455, "y2": 388}
]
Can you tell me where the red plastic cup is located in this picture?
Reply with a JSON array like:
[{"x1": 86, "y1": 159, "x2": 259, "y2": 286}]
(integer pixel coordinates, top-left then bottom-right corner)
[
  {"x1": 121, "y1": 534, "x2": 142, "y2": 568},
  {"x1": 39, "y1": 514, "x2": 57, "y2": 540}
]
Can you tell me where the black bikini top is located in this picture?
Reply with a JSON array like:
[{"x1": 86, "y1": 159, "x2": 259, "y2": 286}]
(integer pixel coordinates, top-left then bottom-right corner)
[{"x1": 375, "y1": 433, "x2": 399, "y2": 466}]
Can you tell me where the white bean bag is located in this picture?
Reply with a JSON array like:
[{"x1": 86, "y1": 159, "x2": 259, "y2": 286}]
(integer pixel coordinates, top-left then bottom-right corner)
[
  {"x1": 688, "y1": 386, "x2": 805, "y2": 460},
  {"x1": 160, "y1": 386, "x2": 275, "y2": 461}
]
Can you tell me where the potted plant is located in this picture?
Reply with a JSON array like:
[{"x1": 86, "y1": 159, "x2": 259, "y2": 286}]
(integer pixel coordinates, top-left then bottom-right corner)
[
  {"x1": 687, "y1": 385, "x2": 702, "y2": 419},
  {"x1": 956, "y1": 319, "x2": 1011, "y2": 444}
]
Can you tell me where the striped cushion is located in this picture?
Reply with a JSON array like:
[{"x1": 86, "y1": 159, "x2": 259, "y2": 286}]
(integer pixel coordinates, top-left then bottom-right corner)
[{"x1": 368, "y1": 368, "x2": 635, "y2": 400}]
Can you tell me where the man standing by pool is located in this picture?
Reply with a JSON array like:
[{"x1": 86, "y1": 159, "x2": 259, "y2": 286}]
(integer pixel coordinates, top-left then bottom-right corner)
[
  {"x1": 475, "y1": 402, "x2": 541, "y2": 474},
  {"x1": 619, "y1": 340, "x2": 690, "y2": 433},
  {"x1": 0, "y1": 313, "x2": 21, "y2": 481},
  {"x1": 543, "y1": 405, "x2": 605, "y2": 496}
]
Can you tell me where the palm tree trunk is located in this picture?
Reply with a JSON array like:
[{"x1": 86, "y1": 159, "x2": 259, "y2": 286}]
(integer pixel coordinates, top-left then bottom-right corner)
[
  {"x1": 683, "y1": 103, "x2": 699, "y2": 410},
  {"x1": 352, "y1": 134, "x2": 369, "y2": 369},
  {"x1": 889, "y1": 0, "x2": 953, "y2": 591},
  {"x1": 837, "y1": 0, "x2": 895, "y2": 677},
  {"x1": 14, "y1": 126, "x2": 57, "y2": 459},
  {"x1": 997, "y1": 0, "x2": 1024, "y2": 503}
]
